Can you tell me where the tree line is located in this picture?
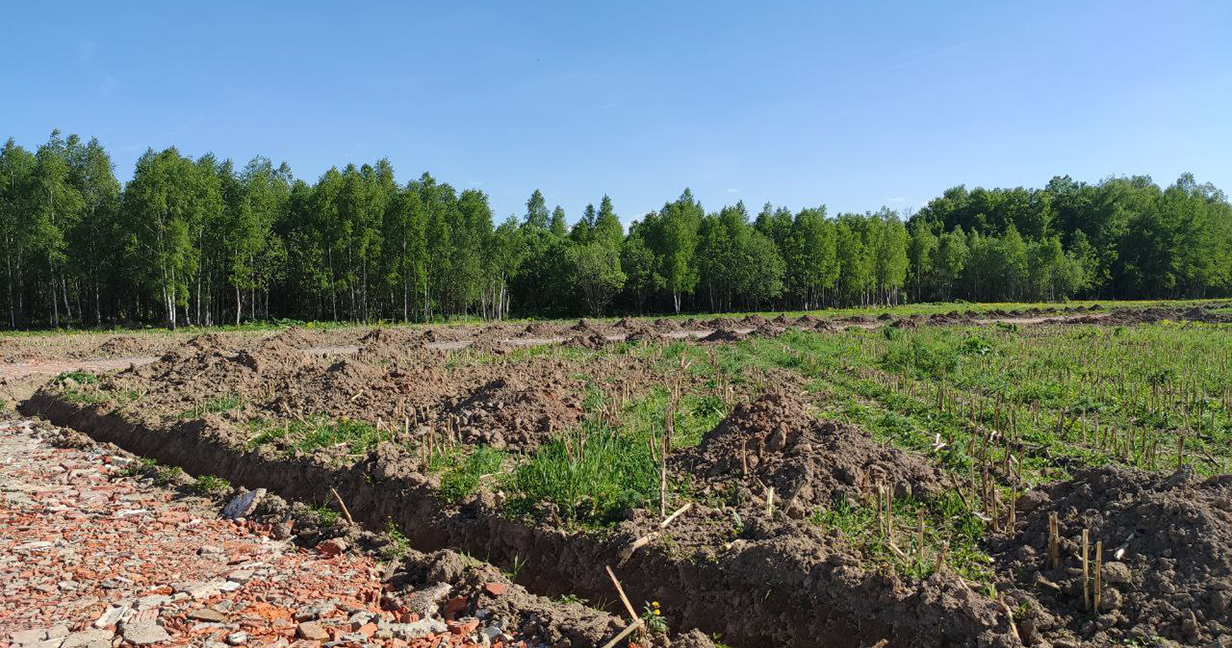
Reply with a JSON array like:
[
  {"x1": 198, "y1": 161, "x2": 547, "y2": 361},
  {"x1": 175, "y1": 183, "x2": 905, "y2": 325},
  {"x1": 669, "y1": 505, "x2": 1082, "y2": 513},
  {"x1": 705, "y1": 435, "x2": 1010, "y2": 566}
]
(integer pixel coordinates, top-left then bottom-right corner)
[{"x1": 1, "y1": 130, "x2": 1230, "y2": 328}]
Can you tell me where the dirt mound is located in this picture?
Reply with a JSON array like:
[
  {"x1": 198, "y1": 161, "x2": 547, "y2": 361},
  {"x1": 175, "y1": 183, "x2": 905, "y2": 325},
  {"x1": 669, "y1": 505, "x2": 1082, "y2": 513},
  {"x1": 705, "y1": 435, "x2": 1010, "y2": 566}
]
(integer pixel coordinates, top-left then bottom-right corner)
[
  {"x1": 751, "y1": 324, "x2": 786, "y2": 338},
  {"x1": 793, "y1": 314, "x2": 822, "y2": 327},
  {"x1": 358, "y1": 327, "x2": 426, "y2": 356},
  {"x1": 420, "y1": 327, "x2": 463, "y2": 343},
  {"x1": 888, "y1": 317, "x2": 918, "y2": 329},
  {"x1": 520, "y1": 322, "x2": 558, "y2": 338},
  {"x1": 812, "y1": 320, "x2": 838, "y2": 332},
  {"x1": 263, "y1": 326, "x2": 320, "y2": 351},
  {"x1": 95, "y1": 335, "x2": 146, "y2": 357},
  {"x1": 992, "y1": 466, "x2": 1232, "y2": 645},
  {"x1": 771, "y1": 314, "x2": 791, "y2": 325},
  {"x1": 680, "y1": 392, "x2": 953, "y2": 517},
  {"x1": 563, "y1": 332, "x2": 609, "y2": 349},
  {"x1": 569, "y1": 318, "x2": 606, "y2": 334},
  {"x1": 742, "y1": 314, "x2": 769, "y2": 327},
  {"x1": 448, "y1": 376, "x2": 584, "y2": 450},
  {"x1": 682, "y1": 317, "x2": 704, "y2": 328},
  {"x1": 705, "y1": 317, "x2": 740, "y2": 330},
  {"x1": 700, "y1": 328, "x2": 746, "y2": 343},
  {"x1": 185, "y1": 333, "x2": 231, "y2": 351},
  {"x1": 653, "y1": 318, "x2": 682, "y2": 331},
  {"x1": 625, "y1": 329, "x2": 668, "y2": 344},
  {"x1": 612, "y1": 317, "x2": 642, "y2": 330}
]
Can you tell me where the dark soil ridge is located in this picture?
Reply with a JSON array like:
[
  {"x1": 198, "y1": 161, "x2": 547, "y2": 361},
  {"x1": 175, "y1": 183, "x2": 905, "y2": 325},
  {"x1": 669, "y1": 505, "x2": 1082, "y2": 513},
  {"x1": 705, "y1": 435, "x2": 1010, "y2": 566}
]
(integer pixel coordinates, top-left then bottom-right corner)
[{"x1": 22, "y1": 392, "x2": 1021, "y2": 648}]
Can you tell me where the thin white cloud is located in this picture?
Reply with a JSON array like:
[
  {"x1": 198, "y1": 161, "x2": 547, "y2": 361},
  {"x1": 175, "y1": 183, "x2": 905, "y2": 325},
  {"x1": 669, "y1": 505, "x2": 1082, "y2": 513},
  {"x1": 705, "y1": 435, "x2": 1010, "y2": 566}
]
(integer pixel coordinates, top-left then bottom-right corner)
[
  {"x1": 600, "y1": 102, "x2": 617, "y2": 110},
  {"x1": 887, "y1": 196, "x2": 905, "y2": 202},
  {"x1": 725, "y1": 188, "x2": 740, "y2": 194}
]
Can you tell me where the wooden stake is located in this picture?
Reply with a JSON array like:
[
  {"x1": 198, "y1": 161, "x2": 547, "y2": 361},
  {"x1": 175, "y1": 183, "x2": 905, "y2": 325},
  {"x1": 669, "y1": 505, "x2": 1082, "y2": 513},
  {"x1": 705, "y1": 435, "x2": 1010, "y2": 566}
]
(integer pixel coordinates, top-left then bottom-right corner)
[
  {"x1": 1047, "y1": 512, "x2": 1060, "y2": 570},
  {"x1": 1093, "y1": 541, "x2": 1103, "y2": 613},
  {"x1": 1081, "y1": 529, "x2": 1090, "y2": 610}
]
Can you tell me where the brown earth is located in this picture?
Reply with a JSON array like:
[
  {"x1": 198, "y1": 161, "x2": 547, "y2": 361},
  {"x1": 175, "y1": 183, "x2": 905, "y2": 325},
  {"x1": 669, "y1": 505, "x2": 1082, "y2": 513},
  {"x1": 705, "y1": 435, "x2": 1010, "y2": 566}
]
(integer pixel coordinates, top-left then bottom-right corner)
[
  {"x1": 447, "y1": 375, "x2": 585, "y2": 451},
  {"x1": 993, "y1": 466, "x2": 1232, "y2": 646},
  {"x1": 679, "y1": 392, "x2": 955, "y2": 517}
]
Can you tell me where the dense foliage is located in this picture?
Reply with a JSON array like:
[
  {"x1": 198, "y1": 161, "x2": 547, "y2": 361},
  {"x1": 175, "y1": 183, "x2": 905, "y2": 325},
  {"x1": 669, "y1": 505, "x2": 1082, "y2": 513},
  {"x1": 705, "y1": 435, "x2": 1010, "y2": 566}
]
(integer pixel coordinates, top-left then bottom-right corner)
[{"x1": 2, "y1": 131, "x2": 1230, "y2": 327}]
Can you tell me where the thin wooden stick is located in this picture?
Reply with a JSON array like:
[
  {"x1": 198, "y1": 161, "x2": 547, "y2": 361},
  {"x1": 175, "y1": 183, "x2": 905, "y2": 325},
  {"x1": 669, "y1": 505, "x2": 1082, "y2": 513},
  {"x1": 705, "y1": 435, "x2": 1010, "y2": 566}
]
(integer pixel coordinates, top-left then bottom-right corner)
[
  {"x1": 1082, "y1": 529, "x2": 1090, "y2": 610},
  {"x1": 605, "y1": 565, "x2": 639, "y2": 623},
  {"x1": 330, "y1": 487, "x2": 355, "y2": 526},
  {"x1": 661, "y1": 502, "x2": 692, "y2": 528},
  {"x1": 599, "y1": 619, "x2": 645, "y2": 648},
  {"x1": 1047, "y1": 512, "x2": 1060, "y2": 570},
  {"x1": 1094, "y1": 541, "x2": 1103, "y2": 613}
]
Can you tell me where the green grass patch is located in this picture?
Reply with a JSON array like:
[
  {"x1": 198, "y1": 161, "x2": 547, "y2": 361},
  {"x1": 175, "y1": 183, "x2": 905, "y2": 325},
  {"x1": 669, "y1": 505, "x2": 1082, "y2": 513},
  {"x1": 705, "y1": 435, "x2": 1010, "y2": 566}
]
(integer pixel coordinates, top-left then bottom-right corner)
[{"x1": 438, "y1": 446, "x2": 506, "y2": 503}]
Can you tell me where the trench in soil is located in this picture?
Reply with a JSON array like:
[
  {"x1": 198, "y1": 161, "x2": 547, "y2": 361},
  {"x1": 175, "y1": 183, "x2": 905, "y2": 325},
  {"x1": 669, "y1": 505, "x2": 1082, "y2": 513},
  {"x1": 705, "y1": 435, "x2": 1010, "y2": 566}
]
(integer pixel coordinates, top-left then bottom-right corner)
[{"x1": 22, "y1": 394, "x2": 1017, "y2": 648}]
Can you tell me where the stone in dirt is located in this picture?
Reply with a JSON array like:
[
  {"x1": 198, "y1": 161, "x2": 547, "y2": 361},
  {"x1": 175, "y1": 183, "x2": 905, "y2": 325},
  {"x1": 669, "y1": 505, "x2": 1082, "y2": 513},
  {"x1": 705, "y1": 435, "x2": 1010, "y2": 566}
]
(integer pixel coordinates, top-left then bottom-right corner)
[
  {"x1": 294, "y1": 600, "x2": 337, "y2": 621},
  {"x1": 403, "y1": 582, "x2": 452, "y2": 620},
  {"x1": 187, "y1": 607, "x2": 229, "y2": 623},
  {"x1": 295, "y1": 622, "x2": 330, "y2": 642},
  {"x1": 221, "y1": 488, "x2": 266, "y2": 519},
  {"x1": 380, "y1": 619, "x2": 448, "y2": 640},
  {"x1": 60, "y1": 630, "x2": 114, "y2": 648},
  {"x1": 315, "y1": 537, "x2": 348, "y2": 556},
  {"x1": 120, "y1": 624, "x2": 170, "y2": 646}
]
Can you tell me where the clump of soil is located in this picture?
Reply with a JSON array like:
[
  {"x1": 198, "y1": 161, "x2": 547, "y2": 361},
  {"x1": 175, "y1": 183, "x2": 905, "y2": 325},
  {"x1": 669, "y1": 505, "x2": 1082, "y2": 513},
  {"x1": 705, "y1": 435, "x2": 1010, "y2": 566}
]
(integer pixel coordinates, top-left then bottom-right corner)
[
  {"x1": 520, "y1": 322, "x2": 558, "y2": 338},
  {"x1": 625, "y1": 329, "x2": 667, "y2": 344},
  {"x1": 700, "y1": 328, "x2": 746, "y2": 343},
  {"x1": 569, "y1": 318, "x2": 606, "y2": 334},
  {"x1": 563, "y1": 332, "x2": 609, "y2": 349},
  {"x1": 888, "y1": 317, "x2": 918, "y2": 329},
  {"x1": 448, "y1": 376, "x2": 584, "y2": 450},
  {"x1": 679, "y1": 392, "x2": 953, "y2": 517},
  {"x1": 263, "y1": 326, "x2": 320, "y2": 351},
  {"x1": 612, "y1": 317, "x2": 641, "y2": 330},
  {"x1": 95, "y1": 335, "x2": 146, "y2": 357},
  {"x1": 420, "y1": 327, "x2": 463, "y2": 343},
  {"x1": 705, "y1": 317, "x2": 740, "y2": 330},
  {"x1": 992, "y1": 466, "x2": 1232, "y2": 646},
  {"x1": 742, "y1": 314, "x2": 769, "y2": 327},
  {"x1": 357, "y1": 327, "x2": 426, "y2": 357},
  {"x1": 793, "y1": 314, "x2": 822, "y2": 327},
  {"x1": 653, "y1": 318, "x2": 682, "y2": 331},
  {"x1": 751, "y1": 324, "x2": 786, "y2": 338}
]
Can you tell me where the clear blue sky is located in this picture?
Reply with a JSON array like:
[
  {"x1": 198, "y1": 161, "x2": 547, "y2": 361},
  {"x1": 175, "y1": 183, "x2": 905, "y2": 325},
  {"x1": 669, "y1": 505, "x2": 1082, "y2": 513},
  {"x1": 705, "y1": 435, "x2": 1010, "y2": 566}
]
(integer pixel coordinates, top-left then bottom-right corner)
[{"x1": 5, "y1": 1, "x2": 1230, "y2": 223}]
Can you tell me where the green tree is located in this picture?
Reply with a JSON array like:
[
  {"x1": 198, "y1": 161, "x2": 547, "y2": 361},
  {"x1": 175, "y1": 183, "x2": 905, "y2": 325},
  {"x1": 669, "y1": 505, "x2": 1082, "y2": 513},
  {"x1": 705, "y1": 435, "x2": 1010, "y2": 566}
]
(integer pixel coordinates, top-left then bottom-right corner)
[{"x1": 569, "y1": 242, "x2": 625, "y2": 315}]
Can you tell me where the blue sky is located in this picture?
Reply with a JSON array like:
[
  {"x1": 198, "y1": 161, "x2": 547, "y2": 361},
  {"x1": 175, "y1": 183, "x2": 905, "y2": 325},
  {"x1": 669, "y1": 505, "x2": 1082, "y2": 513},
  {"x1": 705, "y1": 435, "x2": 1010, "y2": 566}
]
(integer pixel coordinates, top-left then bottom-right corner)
[{"x1": 5, "y1": 1, "x2": 1230, "y2": 223}]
